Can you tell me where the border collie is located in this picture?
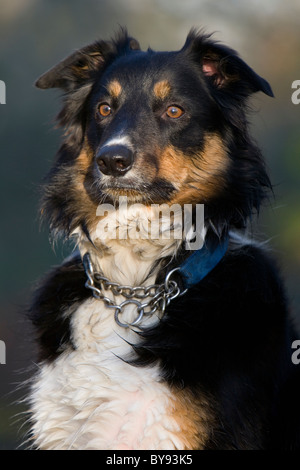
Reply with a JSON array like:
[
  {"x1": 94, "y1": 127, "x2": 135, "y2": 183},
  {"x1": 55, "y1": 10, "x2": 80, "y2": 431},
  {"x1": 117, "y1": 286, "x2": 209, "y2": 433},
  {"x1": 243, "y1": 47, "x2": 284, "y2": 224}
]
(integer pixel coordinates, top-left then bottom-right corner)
[{"x1": 27, "y1": 28, "x2": 300, "y2": 450}]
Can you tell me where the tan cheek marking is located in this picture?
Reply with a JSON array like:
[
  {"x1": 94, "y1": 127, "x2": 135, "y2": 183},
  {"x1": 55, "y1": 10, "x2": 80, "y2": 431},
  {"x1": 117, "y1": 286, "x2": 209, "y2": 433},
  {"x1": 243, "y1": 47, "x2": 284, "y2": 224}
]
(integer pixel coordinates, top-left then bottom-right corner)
[
  {"x1": 158, "y1": 134, "x2": 229, "y2": 205},
  {"x1": 168, "y1": 388, "x2": 215, "y2": 450},
  {"x1": 76, "y1": 143, "x2": 92, "y2": 171},
  {"x1": 72, "y1": 142, "x2": 100, "y2": 231},
  {"x1": 153, "y1": 80, "x2": 171, "y2": 100},
  {"x1": 108, "y1": 80, "x2": 122, "y2": 99}
]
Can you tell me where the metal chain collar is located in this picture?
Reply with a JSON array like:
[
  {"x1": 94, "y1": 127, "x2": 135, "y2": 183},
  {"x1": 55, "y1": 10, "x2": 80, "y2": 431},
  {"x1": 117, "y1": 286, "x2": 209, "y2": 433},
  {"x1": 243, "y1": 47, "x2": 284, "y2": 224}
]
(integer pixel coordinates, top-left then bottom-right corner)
[{"x1": 82, "y1": 252, "x2": 183, "y2": 328}]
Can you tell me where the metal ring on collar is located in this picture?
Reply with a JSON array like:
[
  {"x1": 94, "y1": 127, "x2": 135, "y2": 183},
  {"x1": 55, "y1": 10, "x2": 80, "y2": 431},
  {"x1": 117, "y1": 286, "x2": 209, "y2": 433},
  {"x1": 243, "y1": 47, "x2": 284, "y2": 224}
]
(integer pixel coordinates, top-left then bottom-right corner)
[
  {"x1": 114, "y1": 299, "x2": 144, "y2": 328},
  {"x1": 164, "y1": 267, "x2": 187, "y2": 298}
]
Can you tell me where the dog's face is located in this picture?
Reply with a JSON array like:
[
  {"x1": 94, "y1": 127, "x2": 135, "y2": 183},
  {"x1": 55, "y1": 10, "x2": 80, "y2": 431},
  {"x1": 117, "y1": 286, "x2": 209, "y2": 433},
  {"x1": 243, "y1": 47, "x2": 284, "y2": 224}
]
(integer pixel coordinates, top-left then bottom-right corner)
[
  {"x1": 85, "y1": 50, "x2": 230, "y2": 206},
  {"x1": 36, "y1": 30, "x2": 273, "y2": 236}
]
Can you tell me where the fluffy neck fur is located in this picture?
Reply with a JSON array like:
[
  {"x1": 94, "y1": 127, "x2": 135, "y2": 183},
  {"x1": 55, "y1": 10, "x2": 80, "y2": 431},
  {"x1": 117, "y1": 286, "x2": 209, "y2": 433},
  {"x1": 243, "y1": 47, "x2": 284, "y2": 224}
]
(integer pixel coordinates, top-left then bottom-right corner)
[
  {"x1": 72, "y1": 204, "x2": 185, "y2": 328},
  {"x1": 76, "y1": 203, "x2": 184, "y2": 286}
]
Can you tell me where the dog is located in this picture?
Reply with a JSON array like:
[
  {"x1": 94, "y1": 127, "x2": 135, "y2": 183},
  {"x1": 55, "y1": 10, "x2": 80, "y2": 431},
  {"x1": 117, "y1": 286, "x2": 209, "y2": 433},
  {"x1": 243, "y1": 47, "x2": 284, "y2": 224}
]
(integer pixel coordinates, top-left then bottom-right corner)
[{"x1": 27, "y1": 28, "x2": 300, "y2": 450}]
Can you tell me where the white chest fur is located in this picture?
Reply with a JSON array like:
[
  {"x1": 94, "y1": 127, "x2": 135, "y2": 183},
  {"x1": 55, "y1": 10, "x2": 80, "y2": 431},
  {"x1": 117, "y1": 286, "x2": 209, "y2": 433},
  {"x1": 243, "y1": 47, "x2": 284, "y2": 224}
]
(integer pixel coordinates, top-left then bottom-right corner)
[
  {"x1": 29, "y1": 205, "x2": 190, "y2": 450},
  {"x1": 30, "y1": 297, "x2": 186, "y2": 450}
]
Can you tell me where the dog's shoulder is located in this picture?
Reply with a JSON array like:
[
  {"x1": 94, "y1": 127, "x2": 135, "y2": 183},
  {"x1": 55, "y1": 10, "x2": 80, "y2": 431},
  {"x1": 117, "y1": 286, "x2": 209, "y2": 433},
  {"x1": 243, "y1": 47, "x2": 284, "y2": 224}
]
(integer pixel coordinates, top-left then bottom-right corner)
[
  {"x1": 201, "y1": 239, "x2": 289, "y2": 329},
  {"x1": 28, "y1": 251, "x2": 90, "y2": 361},
  {"x1": 222, "y1": 238, "x2": 286, "y2": 299},
  {"x1": 179, "y1": 237, "x2": 288, "y2": 314}
]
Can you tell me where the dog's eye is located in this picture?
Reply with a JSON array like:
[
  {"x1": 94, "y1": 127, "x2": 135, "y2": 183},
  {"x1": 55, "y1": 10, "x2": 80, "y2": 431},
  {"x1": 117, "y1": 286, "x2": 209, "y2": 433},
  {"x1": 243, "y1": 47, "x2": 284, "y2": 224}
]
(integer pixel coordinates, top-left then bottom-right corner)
[
  {"x1": 166, "y1": 106, "x2": 184, "y2": 119},
  {"x1": 98, "y1": 103, "x2": 112, "y2": 117}
]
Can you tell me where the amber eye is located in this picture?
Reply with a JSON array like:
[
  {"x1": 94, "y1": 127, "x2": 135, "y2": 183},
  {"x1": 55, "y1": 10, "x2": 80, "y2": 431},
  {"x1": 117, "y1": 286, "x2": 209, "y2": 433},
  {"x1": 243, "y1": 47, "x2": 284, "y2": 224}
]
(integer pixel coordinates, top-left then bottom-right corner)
[
  {"x1": 166, "y1": 105, "x2": 184, "y2": 119},
  {"x1": 98, "y1": 103, "x2": 112, "y2": 117}
]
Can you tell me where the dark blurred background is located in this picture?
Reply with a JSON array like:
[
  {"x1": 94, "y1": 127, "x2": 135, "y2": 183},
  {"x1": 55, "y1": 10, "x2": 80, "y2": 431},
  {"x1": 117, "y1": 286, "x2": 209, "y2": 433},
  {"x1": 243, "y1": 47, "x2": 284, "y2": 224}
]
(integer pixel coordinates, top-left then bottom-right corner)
[{"x1": 0, "y1": 0, "x2": 299, "y2": 449}]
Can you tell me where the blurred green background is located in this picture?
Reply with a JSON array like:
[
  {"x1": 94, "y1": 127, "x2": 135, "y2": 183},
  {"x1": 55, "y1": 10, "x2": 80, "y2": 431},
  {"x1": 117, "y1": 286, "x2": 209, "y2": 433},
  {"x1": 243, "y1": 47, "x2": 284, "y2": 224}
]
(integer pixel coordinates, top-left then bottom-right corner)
[{"x1": 0, "y1": 0, "x2": 299, "y2": 449}]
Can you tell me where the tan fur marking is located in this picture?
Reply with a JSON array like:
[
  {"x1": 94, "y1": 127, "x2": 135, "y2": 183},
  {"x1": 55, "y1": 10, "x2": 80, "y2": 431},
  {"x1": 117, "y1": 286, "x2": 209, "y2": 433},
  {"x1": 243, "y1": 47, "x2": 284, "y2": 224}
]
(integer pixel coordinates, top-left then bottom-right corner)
[
  {"x1": 153, "y1": 80, "x2": 171, "y2": 100},
  {"x1": 158, "y1": 134, "x2": 229, "y2": 205},
  {"x1": 169, "y1": 388, "x2": 215, "y2": 450},
  {"x1": 76, "y1": 145, "x2": 92, "y2": 171},
  {"x1": 108, "y1": 80, "x2": 122, "y2": 99},
  {"x1": 73, "y1": 143, "x2": 99, "y2": 231}
]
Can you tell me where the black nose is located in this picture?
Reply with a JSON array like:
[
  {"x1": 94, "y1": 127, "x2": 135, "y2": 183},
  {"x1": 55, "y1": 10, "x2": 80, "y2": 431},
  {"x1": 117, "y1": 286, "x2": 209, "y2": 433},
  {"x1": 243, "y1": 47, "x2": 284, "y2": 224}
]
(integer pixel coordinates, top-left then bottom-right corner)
[{"x1": 96, "y1": 145, "x2": 134, "y2": 177}]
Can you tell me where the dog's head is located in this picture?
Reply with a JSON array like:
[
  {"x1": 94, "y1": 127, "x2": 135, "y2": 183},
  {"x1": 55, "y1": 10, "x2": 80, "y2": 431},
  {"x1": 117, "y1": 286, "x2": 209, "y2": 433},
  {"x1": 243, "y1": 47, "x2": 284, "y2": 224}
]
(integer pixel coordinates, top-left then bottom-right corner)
[{"x1": 36, "y1": 29, "x2": 273, "y2": 238}]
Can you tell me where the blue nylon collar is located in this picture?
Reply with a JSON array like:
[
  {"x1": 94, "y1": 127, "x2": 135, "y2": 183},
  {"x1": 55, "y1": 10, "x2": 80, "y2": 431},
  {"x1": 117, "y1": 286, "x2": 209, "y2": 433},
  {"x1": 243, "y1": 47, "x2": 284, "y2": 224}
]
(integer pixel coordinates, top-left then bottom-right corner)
[{"x1": 175, "y1": 235, "x2": 229, "y2": 290}]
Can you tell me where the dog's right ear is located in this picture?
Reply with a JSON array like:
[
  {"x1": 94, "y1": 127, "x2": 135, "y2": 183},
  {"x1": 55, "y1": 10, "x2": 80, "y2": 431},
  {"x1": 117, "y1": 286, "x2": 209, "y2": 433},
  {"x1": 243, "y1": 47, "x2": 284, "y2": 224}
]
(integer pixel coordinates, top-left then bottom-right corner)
[
  {"x1": 35, "y1": 32, "x2": 140, "y2": 147},
  {"x1": 35, "y1": 41, "x2": 115, "y2": 92}
]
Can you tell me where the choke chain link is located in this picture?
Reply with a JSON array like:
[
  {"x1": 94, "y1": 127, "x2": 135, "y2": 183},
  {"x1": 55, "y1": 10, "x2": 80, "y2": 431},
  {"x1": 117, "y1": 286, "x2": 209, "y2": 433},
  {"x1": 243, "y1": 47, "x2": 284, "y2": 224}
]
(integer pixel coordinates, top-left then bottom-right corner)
[{"x1": 82, "y1": 253, "x2": 182, "y2": 328}]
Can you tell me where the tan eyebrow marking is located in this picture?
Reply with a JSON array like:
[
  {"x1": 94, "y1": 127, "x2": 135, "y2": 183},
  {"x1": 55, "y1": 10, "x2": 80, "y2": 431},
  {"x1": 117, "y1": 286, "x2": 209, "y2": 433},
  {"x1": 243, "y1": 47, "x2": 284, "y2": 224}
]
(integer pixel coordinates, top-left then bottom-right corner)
[
  {"x1": 153, "y1": 80, "x2": 171, "y2": 100},
  {"x1": 107, "y1": 80, "x2": 122, "y2": 98}
]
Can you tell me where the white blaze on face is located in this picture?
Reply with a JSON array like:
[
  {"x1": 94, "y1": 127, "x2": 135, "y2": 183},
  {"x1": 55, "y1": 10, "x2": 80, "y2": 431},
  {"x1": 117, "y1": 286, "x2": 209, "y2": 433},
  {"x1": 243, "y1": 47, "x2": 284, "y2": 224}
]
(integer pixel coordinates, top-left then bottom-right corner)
[{"x1": 101, "y1": 135, "x2": 132, "y2": 149}]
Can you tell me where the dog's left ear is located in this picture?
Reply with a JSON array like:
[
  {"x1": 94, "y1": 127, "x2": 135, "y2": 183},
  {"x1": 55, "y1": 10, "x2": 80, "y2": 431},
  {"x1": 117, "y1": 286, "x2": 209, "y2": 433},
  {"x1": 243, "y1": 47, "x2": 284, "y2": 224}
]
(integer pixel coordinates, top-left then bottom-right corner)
[{"x1": 184, "y1": 30, "x2": 274, "y2": 98}]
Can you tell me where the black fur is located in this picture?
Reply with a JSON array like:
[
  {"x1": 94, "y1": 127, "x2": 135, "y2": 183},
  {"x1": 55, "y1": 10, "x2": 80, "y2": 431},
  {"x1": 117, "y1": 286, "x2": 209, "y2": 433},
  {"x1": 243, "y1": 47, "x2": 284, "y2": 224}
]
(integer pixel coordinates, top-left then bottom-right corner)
[
  {"x1": 29, "y1": 28, "x2": 300, "y2": 450},
  {"x1": 131, "y1": 244, "x2": 299, "y2": 449},
  {"x1": 28, "y1": 252, "x2": 88, "y2": 362}
]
